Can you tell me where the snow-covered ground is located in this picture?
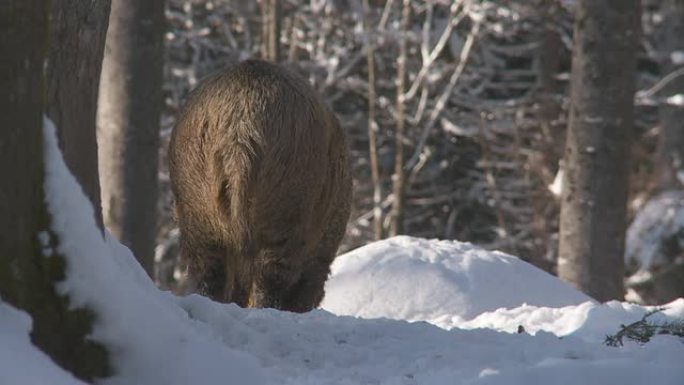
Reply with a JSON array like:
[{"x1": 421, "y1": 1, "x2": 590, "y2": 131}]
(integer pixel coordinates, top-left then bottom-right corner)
[{"x1": 1, "y1": 118, "x2": 683, "y2": 385}]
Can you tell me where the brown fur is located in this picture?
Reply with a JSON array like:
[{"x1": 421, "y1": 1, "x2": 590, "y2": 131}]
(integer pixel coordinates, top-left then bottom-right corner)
[{"x1": 168, "y1": 60, "x2": 352, "y2": 312}]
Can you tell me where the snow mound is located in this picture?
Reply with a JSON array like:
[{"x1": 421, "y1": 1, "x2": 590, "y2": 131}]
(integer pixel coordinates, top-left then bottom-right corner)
[{"x1": 321, "y1": 236, "x2": 592, "y2": 323}]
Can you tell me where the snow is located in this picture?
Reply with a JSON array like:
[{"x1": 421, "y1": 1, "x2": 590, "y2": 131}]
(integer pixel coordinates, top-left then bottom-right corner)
[
  {"x1": 671, "y1": 51, "x2": 684, "y2": 66},
  {"x1": 0, "y1": 301, "x2": 86, "y2": 385},
  {"x1": 666, "y1": 94, "x2": 684, "y2": 107},
  {"x1": 548, "y1": 166, "x2": 563, "y2": 196},
  {"x1": 0, "y1": 117, "x2": 683, "y2": 384},
  {"x1": 40, "y1": 117, "x2": 265, "y2": 385},
  {"x1": 320, "y1": 236, "x2": 591, "y2": 324}
]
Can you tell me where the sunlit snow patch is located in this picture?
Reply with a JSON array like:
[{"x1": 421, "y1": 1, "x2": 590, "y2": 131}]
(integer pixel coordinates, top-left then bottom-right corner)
[{"x1": 321, "y1": 236, "x2": 592, "y2": 325}]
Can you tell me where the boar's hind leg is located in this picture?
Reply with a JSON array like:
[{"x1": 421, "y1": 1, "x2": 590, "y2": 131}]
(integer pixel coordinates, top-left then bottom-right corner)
[
  {"x1": 248, "y1": 258, "x2": 301, "y2": 310},
  {"x1": 186, "y1": 251, "x2": 226, "y2": 301},
  {"x1": 181, "y1": 232, "x2": 229, "y2": 302},
  {"x1": 281, "y1": 258, "x2": 333, "y2": 313},
  {"x1": 282, "y1": 213, "x2": 350, "y2": 312},
  {"x1": 223, "y1": 259, "x2": 250, "y2": 307}
]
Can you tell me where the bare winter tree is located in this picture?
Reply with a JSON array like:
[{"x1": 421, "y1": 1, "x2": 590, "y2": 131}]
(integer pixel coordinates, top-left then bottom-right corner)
[
  {"x1": 0, "y1": 0, "x2": 111, "y2": 380},
  {"x1": 363, "y1": 0, "x2": 383, "y2": 240},
  {"x1": 558, "y1": 0, "x2": 641, "y2": 301},
  {"x1": 390, "y1": 0, "x2": 410, "y2": 237},
  {"x1": 98, "y1": 0, "x2": 166, "y2": 276}
]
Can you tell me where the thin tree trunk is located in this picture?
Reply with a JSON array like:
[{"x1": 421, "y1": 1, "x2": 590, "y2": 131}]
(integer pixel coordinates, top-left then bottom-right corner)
[
  {"x1": 363, "y1": 0, "x2": 383, "y2": 240},
  {"x1": 558, "y1": 0, "x2": 640, "y2": 301},
  {"x1": 45, "y1": 0, "x2": 111, "y2": 229},
  {"x1": 261, "y1": 0, "x2": 281, "y2": 62},
  {"x1": 0, "y1": 1, "x2": 110, "y2": 380},
  {"x1": 656, "y1": 0, "x2": 684, "y2": 190},
  {"x1": 390, "y1": 0, "x2": 410, "y2": 237},
  {"x1": 530, "y1": 0, "x2": 563, "y2": 272},
  {"x1": 269, "y1": 0, "x2": 281, "y2": 62},
  {"x1": 535, "y1": 0, "x2": 563, "y2": 147},
  {"x1": 98, "y1": 0, "x2": 165, "y2": 276}
]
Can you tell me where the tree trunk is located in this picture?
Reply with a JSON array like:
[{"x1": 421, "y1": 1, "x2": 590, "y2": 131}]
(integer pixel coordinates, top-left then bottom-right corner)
[
  {"x1": 0, "y1": 0, "x2": 47, "y2": 305},
  {"x1": 46, "y1": 0, "x2": 111, "y2": 229},
  {"x1": 363, "y1": 0, "x2": 383, "y2": 240},
  {"x1": 558, "y1": 0, "x2": 640, "y2": 302},
  {"x1": 261, "y1": 0, "x2": 281, "y2": 62},
  {"x1": 98, "y1": 0, "x2": 165, "y2": 276},
  {"x1": 656, "y1": 0, "x2": 684, "y2": 190},
  {"x1": 534, "y1": 0, "x2": 564, "y2": 149},
  {"x1": 390, "y1": 0, "x2": 410, "y2": 237},
  {"x1": 0, "y1": 1, "x2": 110, "y2": 380}
]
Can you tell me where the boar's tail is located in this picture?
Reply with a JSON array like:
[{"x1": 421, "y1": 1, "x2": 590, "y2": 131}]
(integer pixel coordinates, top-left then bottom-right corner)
[{"x1": 216, "y1": 132, "x2": 260, "y2": 259}]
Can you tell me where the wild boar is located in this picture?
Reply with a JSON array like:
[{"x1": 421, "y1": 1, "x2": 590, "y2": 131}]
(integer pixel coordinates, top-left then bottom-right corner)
[{"x1": 168, "y1": 59, "x2": 352, "y2": 312}]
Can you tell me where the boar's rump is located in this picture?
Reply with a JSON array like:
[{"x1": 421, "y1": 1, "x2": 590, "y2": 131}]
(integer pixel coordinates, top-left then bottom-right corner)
[{"x1": 169, "y1": 59, "x2": 352, "y2": 312}]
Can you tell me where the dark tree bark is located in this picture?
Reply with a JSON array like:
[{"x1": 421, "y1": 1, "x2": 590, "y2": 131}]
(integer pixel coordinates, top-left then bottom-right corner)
[
  {"x1": 0, "y1": 0, "x2": 110, "y2": 380},
  {"x1": 46, "y1": 0, "x2": 112, "y2": 229},
  {"x1": 97, "y1": 0, "x2": 165, "y2": 276},
  {"x1": 558, "y1": 0, "x2": 641, "y2": 301},
  {"x1": 0, "y1": 0, "x2": 47, "y2": 302}
]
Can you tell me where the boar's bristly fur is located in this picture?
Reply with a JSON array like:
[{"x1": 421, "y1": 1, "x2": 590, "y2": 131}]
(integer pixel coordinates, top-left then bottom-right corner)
[{"x1": 168, "y1": 60, "x2": 352, "y2": 312}]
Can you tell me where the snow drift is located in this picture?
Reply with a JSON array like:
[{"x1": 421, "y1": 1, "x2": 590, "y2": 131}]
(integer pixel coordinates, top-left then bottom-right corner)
[{"x1": 321, "y1": 236, "x2": 592, "y2": 324}]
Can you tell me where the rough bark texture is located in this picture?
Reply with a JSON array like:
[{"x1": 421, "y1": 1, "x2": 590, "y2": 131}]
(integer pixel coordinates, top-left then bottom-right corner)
[
  {"x1": 558, "y1": 0, "x2": 640, "y2": 302},
  {"x1": 46, "y1": 0, "x2": 111, "y2": 228},
  {"x1": 0, "y1": 0, "x2": 110, "y2": 380},
  {"x1": 98, "y1": 0, "x2": 165, "y2": 276}
]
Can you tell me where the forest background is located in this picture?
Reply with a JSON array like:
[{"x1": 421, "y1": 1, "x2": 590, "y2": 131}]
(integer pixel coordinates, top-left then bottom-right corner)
[{"x1": 142, "y1": 0, "x2": 683, "y2": 305}]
